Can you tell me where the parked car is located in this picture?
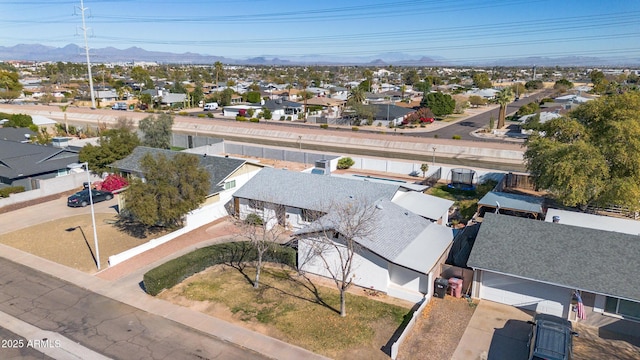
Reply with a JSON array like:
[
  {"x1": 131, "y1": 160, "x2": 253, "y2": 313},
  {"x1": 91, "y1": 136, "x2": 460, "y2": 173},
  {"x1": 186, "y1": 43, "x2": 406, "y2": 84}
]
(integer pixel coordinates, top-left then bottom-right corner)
[
  {"x1": 203, "y1": 102, "x2": 219, "y2": 111},
  {"x1": 112, "y1": 102, "x2": 127, "y2": 111},
  {"x1": 67, "y1": 189, "x2": 114, "y2": 207},
  {"x1": 527, "y1": 313, "x2": 578, "y2": 360}
]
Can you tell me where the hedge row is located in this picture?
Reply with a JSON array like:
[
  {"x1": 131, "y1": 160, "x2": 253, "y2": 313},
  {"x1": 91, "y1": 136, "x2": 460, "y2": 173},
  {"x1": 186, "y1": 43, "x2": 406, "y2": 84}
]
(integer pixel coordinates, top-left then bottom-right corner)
[
  {"x1": 0, "y1": 186, "x2": 25, "y2": 198},
  {"x1": 143, "y1": 241, "x2": 297, "y2": 296}
]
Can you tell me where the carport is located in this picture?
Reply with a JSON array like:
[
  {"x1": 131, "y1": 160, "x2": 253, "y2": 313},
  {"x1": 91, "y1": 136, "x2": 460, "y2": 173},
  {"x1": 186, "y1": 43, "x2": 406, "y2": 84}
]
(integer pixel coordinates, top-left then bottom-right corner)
[{"x1": 477, "y1": 191, "x2": 544, "y2": 219}]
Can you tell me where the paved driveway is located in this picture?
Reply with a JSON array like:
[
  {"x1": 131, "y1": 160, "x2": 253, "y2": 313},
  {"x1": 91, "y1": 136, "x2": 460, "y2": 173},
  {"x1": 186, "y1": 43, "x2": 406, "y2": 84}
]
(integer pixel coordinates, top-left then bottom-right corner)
[
  {"x1": 0, "y1": 196, "x2": 118, "y2": 235},
  {"x1": 452, "y1": 300, "x2": 533, "y2": 360}
]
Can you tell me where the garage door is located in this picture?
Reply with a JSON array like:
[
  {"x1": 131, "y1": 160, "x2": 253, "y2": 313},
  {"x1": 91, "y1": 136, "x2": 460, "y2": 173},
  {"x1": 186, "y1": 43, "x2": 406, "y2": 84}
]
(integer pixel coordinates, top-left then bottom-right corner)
[{"x1": 480, "y1": 271, "x2": 571, "y2": 318}]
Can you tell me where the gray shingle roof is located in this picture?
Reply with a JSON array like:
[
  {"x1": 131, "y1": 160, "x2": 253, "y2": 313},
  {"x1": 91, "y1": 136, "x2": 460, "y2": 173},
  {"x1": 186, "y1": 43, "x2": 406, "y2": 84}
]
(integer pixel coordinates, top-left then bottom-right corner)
[
  {"x1": 468, "y1": 213, "x2": 640, "y2": 302},
  {"x1": 0, "y1": 140, "x2": 79, "y2": 180},
  {"x1": 111, "y1": 146, "x2": 245, "y2": 195},
  {"x1": 233, "y1": 167, "x2": 400, "y2": 211},
  {"x1": 297, "y1": 199, "x2": 453, "y2": 273},
  {"x1": 0, "y1": 127, "x2": 36, "y2": 142}
]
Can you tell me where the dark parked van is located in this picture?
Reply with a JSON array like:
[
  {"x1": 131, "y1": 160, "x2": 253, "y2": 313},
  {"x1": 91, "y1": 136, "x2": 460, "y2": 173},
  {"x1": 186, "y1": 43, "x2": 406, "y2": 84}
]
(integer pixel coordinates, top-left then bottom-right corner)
[{"x1": 527, "y1": 313, "x2": 578, "y2": 360}]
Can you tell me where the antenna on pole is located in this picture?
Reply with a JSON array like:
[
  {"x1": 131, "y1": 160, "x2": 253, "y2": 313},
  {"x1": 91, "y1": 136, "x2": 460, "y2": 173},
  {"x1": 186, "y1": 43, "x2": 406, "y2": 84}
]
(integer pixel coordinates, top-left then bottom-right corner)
[{"x1": 76, "y1": 0, "x2": 96, "y2": 109}]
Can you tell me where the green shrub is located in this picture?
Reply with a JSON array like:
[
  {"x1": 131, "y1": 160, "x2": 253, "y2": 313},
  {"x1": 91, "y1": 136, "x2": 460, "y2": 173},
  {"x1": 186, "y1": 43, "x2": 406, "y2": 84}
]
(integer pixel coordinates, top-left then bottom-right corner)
[
  {"x1": 279, "y1": 116, "x2": 285, "y2": 121},
  {"x1": 178, "y1": 111, "x2": 188, "y2": 116},
  {"x1": 337, "y1": 157, "x2": 355, "y2": 169},
  {"x1": 286, "y1": 116, "x2": 292, "y2": 121},
  {"x1": 452, "y1": 135, "x2": 462, "y2": 140},
  {"x1": 351, "y1": 126, "x2": 359, "y2": 131},
  {"x1": 249, "y1": 117, "x2": 259, "y2": 123},
  {"x1": 197, "y1": 114, "x2": 205, "y2": 118},
  {"x1": 206, "y1": 112, "x2": 214, "y2": 118},
  {"x1": 244, "y1": 213, "x2": 263, "y2": 226},
  {"x1": 0, "y1": 186, "x2": 25, "y2": 198},
  {"x1": 320, "y1": 124, "x2": 329, "y2": 129},
  {"x1": 434, "y1": 134, "x2": 439, "y2": 138},
  {"x1": 236, "y1": 116, "x2": 248, "y2": 121},
  {"x1": 142, "y1": 242, "x2": 297, "y2": 296}
]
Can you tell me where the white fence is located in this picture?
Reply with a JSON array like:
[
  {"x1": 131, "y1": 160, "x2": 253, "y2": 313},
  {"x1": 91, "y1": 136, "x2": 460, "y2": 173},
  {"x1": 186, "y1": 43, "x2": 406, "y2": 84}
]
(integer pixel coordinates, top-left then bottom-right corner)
[
  {"x1": 107, "y1": 199, "x2": 230, "y2": 266},
  {"x1": 390, "y1": 297, "x2": 430, "y2": 359},
  {"x1": 0, "y1": 172, "x2": 100, "y2": 208}
]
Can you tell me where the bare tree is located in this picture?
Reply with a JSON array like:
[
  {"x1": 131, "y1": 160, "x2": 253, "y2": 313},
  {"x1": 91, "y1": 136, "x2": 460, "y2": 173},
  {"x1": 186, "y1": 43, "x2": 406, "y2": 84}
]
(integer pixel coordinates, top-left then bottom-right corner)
[
  {"x1": 297, "y1": 198, "x2": 378, "y2": 317},
  {"x1": 235, "y1": 199, "x2": 289, "y2": 289}
]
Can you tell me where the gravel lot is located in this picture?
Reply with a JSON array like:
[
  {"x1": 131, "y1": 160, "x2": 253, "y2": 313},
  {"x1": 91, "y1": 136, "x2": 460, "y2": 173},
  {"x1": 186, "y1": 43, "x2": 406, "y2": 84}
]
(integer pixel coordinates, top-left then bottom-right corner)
[{"x1": 399, "y1": 296, "x2": 477, "y2": 360}]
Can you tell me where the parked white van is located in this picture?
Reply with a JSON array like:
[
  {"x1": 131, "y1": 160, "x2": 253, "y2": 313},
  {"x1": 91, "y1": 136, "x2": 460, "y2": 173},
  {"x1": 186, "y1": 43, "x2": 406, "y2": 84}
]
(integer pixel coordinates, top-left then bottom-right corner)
[{"x1": 203, "y1": 102, "x2": 219, "y2": 111}]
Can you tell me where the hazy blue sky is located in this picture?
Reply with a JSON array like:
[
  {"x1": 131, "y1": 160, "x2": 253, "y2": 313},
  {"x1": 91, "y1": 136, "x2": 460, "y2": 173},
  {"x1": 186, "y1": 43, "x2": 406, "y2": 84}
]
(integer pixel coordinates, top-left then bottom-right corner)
[{"x1": 1, "y1": 0, "x2": 639, "y2": 62}]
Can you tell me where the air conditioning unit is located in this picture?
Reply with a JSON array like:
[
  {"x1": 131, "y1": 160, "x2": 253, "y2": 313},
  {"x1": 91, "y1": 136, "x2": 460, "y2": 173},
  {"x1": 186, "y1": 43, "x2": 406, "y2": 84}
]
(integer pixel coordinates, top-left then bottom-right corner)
[{"x1": 312, "y1": 159, "x2": 331, "y2": 175}]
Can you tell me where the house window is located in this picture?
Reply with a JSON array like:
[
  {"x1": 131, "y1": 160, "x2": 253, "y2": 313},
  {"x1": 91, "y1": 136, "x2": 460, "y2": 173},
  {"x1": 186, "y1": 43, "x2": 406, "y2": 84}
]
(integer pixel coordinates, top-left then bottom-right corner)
[
  {"x1": 605, "y1": 297, "x2": 640, "y2": 319},
  {"x1": 57, "y1": 169, "x2": 69, "y2": 177},
  {"x1": 224, "y1": 180, "x2": 236, "y2": 190},
  {"x1": 301, "y1": 209, "x2": 314, "y2": 222}
]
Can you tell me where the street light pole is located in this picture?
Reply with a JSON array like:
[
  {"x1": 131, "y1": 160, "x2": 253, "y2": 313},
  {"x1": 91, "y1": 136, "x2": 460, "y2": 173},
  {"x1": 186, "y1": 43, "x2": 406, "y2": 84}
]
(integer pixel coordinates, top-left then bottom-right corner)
[
  {"x1": 298, "y1": 136, "x2": 304, "y2": 166},
  {"x1": 432, "y1": 147, "x2": 437, "y2": 166},
  {"x1": 83, "y1": 162, "x2": 100, "y2": 270}
]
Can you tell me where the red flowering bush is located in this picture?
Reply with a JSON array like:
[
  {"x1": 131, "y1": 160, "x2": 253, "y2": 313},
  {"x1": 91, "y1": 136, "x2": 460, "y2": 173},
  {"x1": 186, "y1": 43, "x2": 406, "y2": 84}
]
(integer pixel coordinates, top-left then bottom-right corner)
[{"x1": 101, "y1": 174, "x2": 129, "y2": 192}]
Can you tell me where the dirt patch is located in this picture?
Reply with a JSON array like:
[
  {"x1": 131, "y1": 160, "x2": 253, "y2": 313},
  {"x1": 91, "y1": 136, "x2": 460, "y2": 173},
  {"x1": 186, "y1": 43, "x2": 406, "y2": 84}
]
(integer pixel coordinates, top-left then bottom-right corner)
[
  {"x1": 0, "y1": 213, "x2": 160, "y2": 273},
  {"x1": 398, "y1": 296, "x2": 477, "y2": 360},
  {"x1": 158, "y1": 264, "x2": 413, "y2": 360},
  {"x1": 573, "y1": 323, "x2": 640, "y2": 360}
]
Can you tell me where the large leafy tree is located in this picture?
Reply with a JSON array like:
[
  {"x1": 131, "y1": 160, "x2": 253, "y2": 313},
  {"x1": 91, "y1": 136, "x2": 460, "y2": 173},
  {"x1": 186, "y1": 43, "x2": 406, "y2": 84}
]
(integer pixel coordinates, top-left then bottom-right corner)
[
  {"x1": 0, "y1": 69, "x2": 23, "y2": 102},
  {"x1": 79, "y1": 118, "x2": 140, "y2": 174},
  {"x1": 139, "y1": 113, "x2": 174, "y2": 149},
  {"x1": 421, "y1": 92, "x2": 455, "y2": 117},
  {"x1": 524, "y1": 92, "x2": 640, "y2": 211},
  {"x1": 124, "y1": 153, "x2": 210, "y2": 230},
  {"x1": 495, "y1": 87, "x2": 514, "y2": 128},
  {"x1": 472, "y1": 72, "x2": 492, "y2": 89}
]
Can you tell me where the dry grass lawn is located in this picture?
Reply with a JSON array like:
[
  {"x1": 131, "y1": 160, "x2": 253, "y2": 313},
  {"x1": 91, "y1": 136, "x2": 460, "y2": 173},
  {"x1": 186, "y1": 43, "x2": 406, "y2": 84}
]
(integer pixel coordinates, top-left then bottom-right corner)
[
  {"x1": 159, "y1": 264, "x2": 413, "y2": 360},
  {"x1": 0, "y1": 213, "x2": 158, "y2": 273}
]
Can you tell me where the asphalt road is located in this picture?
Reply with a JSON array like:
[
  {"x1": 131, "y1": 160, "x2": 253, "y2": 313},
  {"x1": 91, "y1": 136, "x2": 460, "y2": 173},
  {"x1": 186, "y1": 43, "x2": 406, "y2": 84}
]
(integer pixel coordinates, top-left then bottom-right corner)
[
  {"x1": 414, "y1": 89, "x2": 555, "y2": 141},
  {"x1": 0, "y1": 257, "x2": 269, "y2": 360},
  {"x1": 0, "y1": 327, "x2": 56, "y2": 360}
]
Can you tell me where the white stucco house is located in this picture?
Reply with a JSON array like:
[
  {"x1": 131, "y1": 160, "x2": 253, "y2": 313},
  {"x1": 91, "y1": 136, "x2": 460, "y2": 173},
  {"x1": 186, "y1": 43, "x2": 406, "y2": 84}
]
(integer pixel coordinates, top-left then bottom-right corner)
[{"x1": 232, "y1": 168, "x2": 454, "y2": 303}]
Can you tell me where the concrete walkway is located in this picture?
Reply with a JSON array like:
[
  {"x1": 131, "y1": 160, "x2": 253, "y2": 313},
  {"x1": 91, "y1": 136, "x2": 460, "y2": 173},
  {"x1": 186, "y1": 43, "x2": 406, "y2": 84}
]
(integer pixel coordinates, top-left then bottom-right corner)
[{"x1": 0, "y1": 218, "x2": 329, "y2": 360}]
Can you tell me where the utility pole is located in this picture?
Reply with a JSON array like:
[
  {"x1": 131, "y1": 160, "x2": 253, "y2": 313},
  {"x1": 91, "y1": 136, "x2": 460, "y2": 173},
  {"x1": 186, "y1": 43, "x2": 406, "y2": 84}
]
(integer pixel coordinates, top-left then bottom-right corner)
[{"x1": 76, "y1": 0, "x2": 96, "y2": 109}]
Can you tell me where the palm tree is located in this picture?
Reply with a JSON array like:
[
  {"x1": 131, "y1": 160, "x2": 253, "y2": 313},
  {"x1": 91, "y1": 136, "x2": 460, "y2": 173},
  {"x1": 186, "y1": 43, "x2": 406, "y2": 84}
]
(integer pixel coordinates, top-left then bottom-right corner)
[
  {"x1": 348, "y1": 87, "x2": 365, "y2": 105},
  {"x1": 496, "y1": 87, "x2": 514, "y2": 129},
  {"x1": 214, "y1": 61, "x2": 223, "y2": 90}
]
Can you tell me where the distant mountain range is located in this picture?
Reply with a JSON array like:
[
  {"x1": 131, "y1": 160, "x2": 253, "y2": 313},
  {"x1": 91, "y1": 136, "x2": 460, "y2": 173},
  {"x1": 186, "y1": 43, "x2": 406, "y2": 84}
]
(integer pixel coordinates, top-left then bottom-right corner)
[{"x1": 0, "y1": 43, "x2": 638, "y2": 67}]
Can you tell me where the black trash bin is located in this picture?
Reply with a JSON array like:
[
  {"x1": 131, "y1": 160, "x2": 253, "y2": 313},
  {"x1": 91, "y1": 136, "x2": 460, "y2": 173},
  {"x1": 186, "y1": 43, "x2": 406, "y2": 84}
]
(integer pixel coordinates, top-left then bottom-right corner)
[{"x1": 434, "y1": 278, "x2": 448, "y2": 298}]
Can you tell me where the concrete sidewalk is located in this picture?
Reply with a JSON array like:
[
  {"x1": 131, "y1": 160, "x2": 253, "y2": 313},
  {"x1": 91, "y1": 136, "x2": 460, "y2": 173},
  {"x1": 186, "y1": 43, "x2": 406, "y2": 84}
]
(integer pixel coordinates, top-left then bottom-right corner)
[{"x1": 0, "y1": 220, "x2": 329, "y2": 360}]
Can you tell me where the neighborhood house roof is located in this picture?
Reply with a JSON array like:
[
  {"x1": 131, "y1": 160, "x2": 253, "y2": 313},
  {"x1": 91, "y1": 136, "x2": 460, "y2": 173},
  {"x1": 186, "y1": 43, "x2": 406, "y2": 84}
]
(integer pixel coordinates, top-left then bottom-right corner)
[
  {"x1": 233, "y1": 167, "x2": 400, "y2": 211},
  {"x1": 468, "y1": 213, "x2": 640, "y2": 302},
  {"x1": 0, "y1": 140, "x2": 79, "y2": 180},
  {"x1": 297, "y1": 199, "x2": 453, "y2": 273},
  {"x1": 0, "y1": 127, "x2": 36, "y2": 142},
  {"x1": 392, "y1": 191, "x2": 454, "y2": 221},
  {"x1": 545, "y1": 208, "x2": 640, "y2": 236},
  {"x1": 111, "y1": 146, "x2": 246, "y2": 195},
  {"x1": 478, "y1": 191, "x2": 544, "y2": 215}
]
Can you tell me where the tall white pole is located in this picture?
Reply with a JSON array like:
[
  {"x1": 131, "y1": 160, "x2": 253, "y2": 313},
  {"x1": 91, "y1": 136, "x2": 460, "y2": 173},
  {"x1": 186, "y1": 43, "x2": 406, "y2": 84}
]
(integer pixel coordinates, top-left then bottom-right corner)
[
  {"x1": 84, "y1": 162, "x2": 100, "y2": 270},
  {"x1": 79, "y1": 0, "x2": 96, "y2": 109}
]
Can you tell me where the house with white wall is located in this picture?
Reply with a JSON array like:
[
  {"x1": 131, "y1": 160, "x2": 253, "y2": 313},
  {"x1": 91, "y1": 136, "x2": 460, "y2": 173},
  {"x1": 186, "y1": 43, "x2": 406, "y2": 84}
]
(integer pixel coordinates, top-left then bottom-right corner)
[
  {"x1": 232, "y1": 167, "x2": 454, "y2": 303},
  {"x1": 111, "y1": 146, "x2": 265, "y2": 207}
]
